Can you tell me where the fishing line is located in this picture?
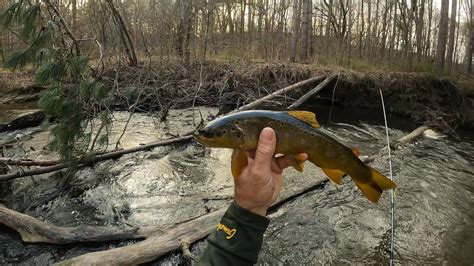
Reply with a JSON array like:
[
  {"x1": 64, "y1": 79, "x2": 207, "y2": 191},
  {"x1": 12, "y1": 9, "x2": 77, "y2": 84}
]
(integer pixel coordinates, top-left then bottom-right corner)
[{"x1": 379, "y1": 89, "x2": 395, "y2": 266}]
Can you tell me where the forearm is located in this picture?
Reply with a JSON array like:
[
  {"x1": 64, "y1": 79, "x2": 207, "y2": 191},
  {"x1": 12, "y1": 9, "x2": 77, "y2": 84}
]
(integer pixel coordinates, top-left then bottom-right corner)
[{"x1": 197, "y1": 201, "x2": 269, "y2": 266}]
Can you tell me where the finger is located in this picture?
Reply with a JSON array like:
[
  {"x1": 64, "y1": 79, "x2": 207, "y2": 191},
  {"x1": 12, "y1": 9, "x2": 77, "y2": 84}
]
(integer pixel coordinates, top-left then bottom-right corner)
[
  {"x1": 275, "y1": 153, "x2": 308, "y2": 171},
  {"x1": 253, "y1": 127, "x2": 276, "y2": 170},
  {"x1": 294, "y1": 153, "x2": 308, "y2": 162},
  {"x1": 275, "y1": 155, "x2": 293, "y2": 170}
]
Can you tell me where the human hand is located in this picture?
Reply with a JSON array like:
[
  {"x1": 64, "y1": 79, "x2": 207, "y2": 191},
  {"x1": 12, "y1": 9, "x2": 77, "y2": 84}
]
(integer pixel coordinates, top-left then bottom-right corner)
[{"x1": 233, "y1": 127, "x2": 308, "y2": 217}]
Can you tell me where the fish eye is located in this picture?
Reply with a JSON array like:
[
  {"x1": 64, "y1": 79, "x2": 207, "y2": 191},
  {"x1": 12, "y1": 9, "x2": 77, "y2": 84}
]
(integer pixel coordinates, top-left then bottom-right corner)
[
  {"x1": 199, "y1": 128, "x2": 214, "y2": 138},
  {"x1": 222, "y1": 129, "x2": 227, "y2": 134}
]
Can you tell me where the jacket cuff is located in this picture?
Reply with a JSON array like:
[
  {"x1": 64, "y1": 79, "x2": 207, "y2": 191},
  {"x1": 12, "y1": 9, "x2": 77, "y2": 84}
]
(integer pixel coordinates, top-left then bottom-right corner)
[{"x1": 207, "y1": 201, "x2": 270, "y2": 263}]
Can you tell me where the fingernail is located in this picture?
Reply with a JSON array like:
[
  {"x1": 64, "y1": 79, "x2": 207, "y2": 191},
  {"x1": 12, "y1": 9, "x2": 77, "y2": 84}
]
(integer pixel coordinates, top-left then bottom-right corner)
[{"x1": 260, "y1": 127, "x2": 274, "y2": 142}]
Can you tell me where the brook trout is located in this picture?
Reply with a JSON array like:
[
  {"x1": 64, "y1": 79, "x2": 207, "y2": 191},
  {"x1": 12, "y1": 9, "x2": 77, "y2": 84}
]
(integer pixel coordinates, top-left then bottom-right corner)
[{"x1": 193, "y1": 110, "x2": 396, "y2": 203}]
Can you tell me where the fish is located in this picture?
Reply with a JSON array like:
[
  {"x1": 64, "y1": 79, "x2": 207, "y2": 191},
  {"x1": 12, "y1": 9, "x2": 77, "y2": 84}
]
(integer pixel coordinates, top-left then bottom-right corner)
[{"x1": 193, "y1": 110, "x2": 396, "y2": 203}]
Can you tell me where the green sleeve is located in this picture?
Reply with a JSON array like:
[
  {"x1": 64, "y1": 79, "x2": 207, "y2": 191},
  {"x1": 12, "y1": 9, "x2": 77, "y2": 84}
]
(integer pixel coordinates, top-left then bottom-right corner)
[{"x1": 197, "y1": 201, "x2": 270, "y2": 266}]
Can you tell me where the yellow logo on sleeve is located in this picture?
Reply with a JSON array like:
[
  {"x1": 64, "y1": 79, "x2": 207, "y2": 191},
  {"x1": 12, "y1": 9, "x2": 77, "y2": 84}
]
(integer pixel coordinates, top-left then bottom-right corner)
[{"x1": 217, "y1": 223, "x2": 237, "y2": 239}]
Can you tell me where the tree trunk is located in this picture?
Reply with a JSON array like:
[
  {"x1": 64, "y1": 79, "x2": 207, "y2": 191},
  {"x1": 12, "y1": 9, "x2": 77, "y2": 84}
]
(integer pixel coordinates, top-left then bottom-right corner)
[
  {"x1": 425, "y1": 0, "x2": 433, "y2": 58},
  {"x1": 307, "y1": 0, "x2": 312, "y2": 57},
  {"x1": 72, "y1": 0, "x2": 77, "y2": 31},
  {"x1": 380, "y1": 2, "x2": 391, "y2": 60},
  {"x1": 106, "y1": 0, "x2": 138, "y2": 66},
  {"x1": 289, "y1": 0, "x2": 300, "y2": 62},
  {"x1": 358, "y1": 0, "x2": 364, "y2": 58},
  {"x1": 467, "y1": 0, "x2": 474, "y2": 73},
  {"x1": 434, "y1": 0, "x2": 449, "y2": 72},
  {"x1": 446, "y1": 0, "x2": 457, "y2": 72},
  {"x1": 346, "y1": 0, "x2": 353, "y2": 63},
  {"x1": 300, "y1": 0, "x2": 309, "y2": 60},
  {"x1": 366, "y1": 0, "x2": 372, "y2": 58},
  {"x1": 416, "y1": 0, "x2": 425, "y2": 61},
  {"x1": 388, "y1": 1, "x2": 397, "y2": 63},
  {"x1": 176, "y1": 0, "x2": 193, "y2": 64}
]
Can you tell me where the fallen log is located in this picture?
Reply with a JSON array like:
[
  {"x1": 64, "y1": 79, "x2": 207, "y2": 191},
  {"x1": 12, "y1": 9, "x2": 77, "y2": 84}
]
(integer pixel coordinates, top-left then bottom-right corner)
[
  {"x1": 288, "y1": 73, "x2": 338, "y2": 110},
  {"x1": 0, "y1": 135, "x2": 193, "y2": 181},
  {"x1": 237, "y1": 75, "x2": 327, "y2": 112},
  {"x1": 392, "y1": 125, "x2": 429, "y2": 148},
  {"x1": 55, "y1": 208, "x2": 226, "y2": 265},
  {"x1": 0, "y1": 204, "x2": 143, "y2": 244}
]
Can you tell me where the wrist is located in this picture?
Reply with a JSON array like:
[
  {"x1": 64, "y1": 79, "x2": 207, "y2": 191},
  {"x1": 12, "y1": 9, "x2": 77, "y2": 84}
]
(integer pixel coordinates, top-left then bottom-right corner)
[{"x1": 234, "y1": 200, "x2": 268, "y2": 217}]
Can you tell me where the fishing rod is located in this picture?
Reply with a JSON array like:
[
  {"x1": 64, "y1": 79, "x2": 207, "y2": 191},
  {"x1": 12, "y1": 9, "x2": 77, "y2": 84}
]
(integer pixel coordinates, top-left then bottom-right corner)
[{"x1": 379, "y1": 89, "x2": 395, "y2": 266}]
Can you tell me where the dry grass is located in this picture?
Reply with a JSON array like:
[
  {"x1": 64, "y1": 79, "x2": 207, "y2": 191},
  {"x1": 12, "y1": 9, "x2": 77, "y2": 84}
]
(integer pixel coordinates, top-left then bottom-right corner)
[{"x1": 0, "y1": 68, "x2": 36, "y2": 93}]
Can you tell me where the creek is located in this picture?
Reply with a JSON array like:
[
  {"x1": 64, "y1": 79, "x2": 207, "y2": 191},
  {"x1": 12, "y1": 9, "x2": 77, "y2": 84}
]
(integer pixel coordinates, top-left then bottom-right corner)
[{"x1": 0, "y1": 104, "x2": 473, "y2": 265}]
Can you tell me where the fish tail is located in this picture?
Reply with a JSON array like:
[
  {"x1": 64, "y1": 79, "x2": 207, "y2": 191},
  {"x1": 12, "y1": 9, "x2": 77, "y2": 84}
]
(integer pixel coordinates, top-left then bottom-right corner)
[{"x1": 352, "y1": 167, "x2": 396, "y2": 203}]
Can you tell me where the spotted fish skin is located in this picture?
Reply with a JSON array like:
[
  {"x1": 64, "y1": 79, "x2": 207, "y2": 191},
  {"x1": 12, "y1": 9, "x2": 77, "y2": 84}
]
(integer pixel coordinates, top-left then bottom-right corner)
[{"x1": 194, "y1": 110, "x2": 396, "y2": 203}]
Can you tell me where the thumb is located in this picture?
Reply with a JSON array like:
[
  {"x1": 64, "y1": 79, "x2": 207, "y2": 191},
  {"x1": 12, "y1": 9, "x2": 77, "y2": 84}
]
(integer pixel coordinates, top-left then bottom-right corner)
[{"x1": 254, "y1": 127, "x2": 276, "y2": 170}]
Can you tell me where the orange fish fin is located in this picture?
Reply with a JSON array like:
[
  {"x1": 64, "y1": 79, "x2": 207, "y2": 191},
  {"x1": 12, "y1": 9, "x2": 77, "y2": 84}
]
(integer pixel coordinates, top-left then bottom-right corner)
[
  {"x1": 352, "y1": 148, "x2": 361, "y2": 156},
  {"x1": 370, "y1": 167, "x2": 396, "y2": 191},
  {"x1": 351, "y1": 167, "x2": 396, "y2": 203},
  {"x1": 321, "y1": 168, "x2": 346, "y2": 185},
  {"x1": 286, "y1": 111, "x2": 320, "y2": 128},
  {"x1": 291, "y1": 155, "x2": 305, "y2": 172},
  {"x1": 231, "y1": 148, "x2": 248, "y2": 178}
]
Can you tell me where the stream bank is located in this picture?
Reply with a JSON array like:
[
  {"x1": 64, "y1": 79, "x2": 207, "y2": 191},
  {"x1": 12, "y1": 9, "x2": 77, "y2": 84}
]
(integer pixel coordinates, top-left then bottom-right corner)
[{"x1": 2, "y1": 61, "x2": 473, "y2": 134}]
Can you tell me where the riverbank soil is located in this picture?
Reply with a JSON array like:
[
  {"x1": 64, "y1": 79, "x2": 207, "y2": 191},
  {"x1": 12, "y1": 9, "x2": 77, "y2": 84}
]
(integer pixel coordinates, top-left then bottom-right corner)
[{"x1": 4, "y1": 61, "x2": 472, "y2": 133}]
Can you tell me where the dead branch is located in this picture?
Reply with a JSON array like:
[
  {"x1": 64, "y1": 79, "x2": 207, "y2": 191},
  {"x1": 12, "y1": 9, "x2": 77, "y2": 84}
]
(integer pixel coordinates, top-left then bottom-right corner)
[
  {"x1": 288, "y1": 73, "x2": 338, "y2": 109},
  {"x1": 393, "y1": 126, "x2": 429, "y2": 148},
  {"x1": 236, "y1": 75, "x2": 327, "y2": 112},
  {"x1": 0, "y1": 204, "x2": 142, "y2": 244},
  {"x1": 0, "y1": 135, "x2": 192, "y2": 181},
  {"x1": 0, "y1": 157, "x2": 61, "y2": 166}
]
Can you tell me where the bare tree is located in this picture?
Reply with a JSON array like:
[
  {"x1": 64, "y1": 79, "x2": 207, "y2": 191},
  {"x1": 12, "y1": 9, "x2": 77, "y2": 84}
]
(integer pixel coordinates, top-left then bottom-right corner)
[
  {"x1": 446, "y1": 0, "x2": 458, "y2": 71},
  {"x1": 434, "y1": 0, "x2": 449, "y2": 71},
  {"x1": 290, "y1": 0, "x2": 300, "y2": 62}
]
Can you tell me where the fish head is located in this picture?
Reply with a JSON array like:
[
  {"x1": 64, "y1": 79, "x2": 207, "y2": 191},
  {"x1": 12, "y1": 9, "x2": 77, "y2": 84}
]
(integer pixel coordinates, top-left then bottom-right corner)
[{"x1": 193, "y1": 118, "x2": 251, "y2": 148}]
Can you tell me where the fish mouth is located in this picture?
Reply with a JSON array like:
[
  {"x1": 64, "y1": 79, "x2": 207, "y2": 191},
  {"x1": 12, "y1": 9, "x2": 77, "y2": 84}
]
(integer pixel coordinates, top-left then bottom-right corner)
[{"x1": 193, "y1": 131, "x2": 211, "y2": 145}]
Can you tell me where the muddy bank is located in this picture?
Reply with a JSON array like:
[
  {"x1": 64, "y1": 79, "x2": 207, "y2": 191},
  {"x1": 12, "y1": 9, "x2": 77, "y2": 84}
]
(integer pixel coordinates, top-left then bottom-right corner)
[
  {"x1": 102, "y1": 61, "x2": 474, "y2": 131},
  {"x1": 1, "y1": 61, "x2": 473, "y2": 133}
]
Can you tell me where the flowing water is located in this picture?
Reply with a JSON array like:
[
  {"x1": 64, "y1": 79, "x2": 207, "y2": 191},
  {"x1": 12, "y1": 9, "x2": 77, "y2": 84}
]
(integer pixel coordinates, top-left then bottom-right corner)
[{"x1": 0, "y1": 106, "x2": 473, "y2": 265}]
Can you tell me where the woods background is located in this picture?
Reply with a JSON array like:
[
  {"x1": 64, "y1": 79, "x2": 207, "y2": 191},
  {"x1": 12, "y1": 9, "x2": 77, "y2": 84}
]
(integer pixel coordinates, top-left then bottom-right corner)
[{"x1": 1, "y1": 0, "x2": 473, "y2": 74}]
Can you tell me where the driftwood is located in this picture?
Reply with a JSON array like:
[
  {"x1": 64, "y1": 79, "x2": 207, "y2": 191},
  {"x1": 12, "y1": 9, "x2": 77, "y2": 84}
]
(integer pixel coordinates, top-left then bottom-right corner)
[
  {"x1": 0, "y1": 135, "x2": 192, "y2": 181},
  {"x1": 237, "y1": 75, "x2": 327, "y2": 112},
  {"x1": 288, "y1": 73, "x2": 338, "y2": 109},
  {"x1": 394, "y1": 125, "x2": 429, "y2": 147},
  {"x1": 0, "y1": 204, "x2": 143, "y2": 244},
  {"x1": 55, "y1": 208, "x2": 226, "y2": 265}
]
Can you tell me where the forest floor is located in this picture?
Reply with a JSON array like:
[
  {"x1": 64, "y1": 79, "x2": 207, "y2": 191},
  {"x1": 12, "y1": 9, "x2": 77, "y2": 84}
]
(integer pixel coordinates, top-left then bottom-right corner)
[{"x1": 1, "y1": 60, "x2": 473, "y2": 132}]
